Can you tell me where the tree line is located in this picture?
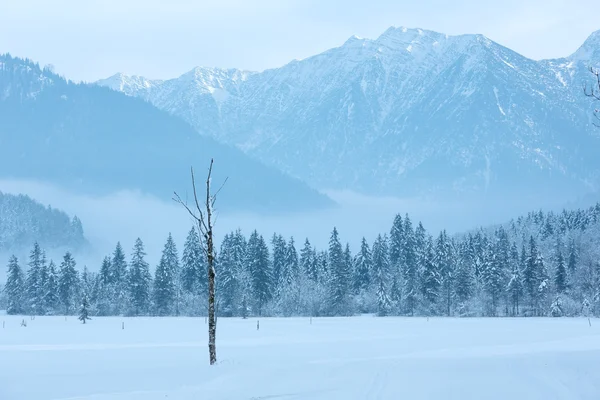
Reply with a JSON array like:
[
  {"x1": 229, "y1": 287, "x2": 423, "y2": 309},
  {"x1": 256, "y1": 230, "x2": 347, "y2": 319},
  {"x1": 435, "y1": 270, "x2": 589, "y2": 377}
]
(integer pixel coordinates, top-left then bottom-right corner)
[{"x1": 2, "y1": 203, "x2": 600, "y2": 318}]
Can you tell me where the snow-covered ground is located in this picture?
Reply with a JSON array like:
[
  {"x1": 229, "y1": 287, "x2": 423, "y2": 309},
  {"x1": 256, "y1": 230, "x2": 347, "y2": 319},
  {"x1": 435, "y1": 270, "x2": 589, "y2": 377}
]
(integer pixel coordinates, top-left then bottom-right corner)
[{"x1": 0, "y1": 316, "x2": 599, "y2": 400}]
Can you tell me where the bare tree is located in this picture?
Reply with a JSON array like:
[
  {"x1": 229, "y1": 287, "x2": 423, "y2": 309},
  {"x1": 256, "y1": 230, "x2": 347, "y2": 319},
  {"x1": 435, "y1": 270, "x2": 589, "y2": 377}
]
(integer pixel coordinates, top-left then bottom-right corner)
[
  {"x1": 584, "y1": 67, "x2": 600, "y2": 125},
  {"x1": 174, "y1": 159, "x2": 226, "y2": 365}
]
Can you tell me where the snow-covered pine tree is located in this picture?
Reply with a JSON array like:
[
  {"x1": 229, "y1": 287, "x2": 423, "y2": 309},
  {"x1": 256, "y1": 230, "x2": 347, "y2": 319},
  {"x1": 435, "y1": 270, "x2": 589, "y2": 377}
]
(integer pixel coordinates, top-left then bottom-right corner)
[
  {"x1": 353, "y1": 237, "x2": 372, "y2": 293},
  {"x1": 5, "y1": 255, "x2": 25, "y2": 315},
  {"x1": 271, "y1": 234, "x2": 287, "y2": 288},
  {"x1": 523, "y1": 236, "x2": 539, "y2": 314},
  {"x1": 26, "y1": 242, "x2": 44, "y2": 315},
  {"x1": 454, "y1": 241, "x2": 474, "y2": 310},
  {"x1": 421, "y1": 235, "x2": 439, "y2": 314},
  {"x1": 111, "y1": 242, "x2": 128, "y2": 315},
  {"x1": 300, "y1": 238, "x2": 317, "y2": 282},
  {"x1": 554, "y1": 237, "x2": 567, "y2": 294},
  {"x1": 128, "y1": 238, "x2": 152, "y2": 316},
  {"x1": 218, "y1": 231, "x2": 248, "y2": 317},
  {"x1": 506, "y1": 243, "x2": 523, "y2": 316},
  {"x1": 408, "y1": 220, "x2": 426, "y2": 316},
  {"x1": 79, "y1": 294, "x2": 91, "y2": 324},
  {"x1": 535, "y1": 253, "x2": 550, "y2": 315},
  {"x1": 154, "y1": 233, "x2": 179, "y2": 316},
  {"x1": 435, "y1": 230, "x2": 454, "y2": 316},
  {"x1": 96, "y1": 256, "x2": 113, "y2": 316},
  {"x1": 246, "y1": 230, "x2": 272, "y2": 316},
  {"x1": 276, "y1": 237, "x2": 301, "y2": 316},
  {"x1": 389, "y1": 214, "x2": 404, "y2": 273},
  {"x1": 482, "y1": 229, "x2": 509, "y2": 316},
  {"x1": 567, "y1": 238, "x2": 578, "y2": 277},
  {"x1": 58, "y1": 252, "x2": 79, "y2": 315},
  {"x1": 372, "y1": 234, "x2": 392, "y2": 316},
  {"x1": 181, "y1": 226, "x2": 206, "y2": 296},
  {"x1": 38, "y1": 253, "x2": 49, "y2": 314},
  {"x1": 327, "y1": 227, "x2": 351, "y2": 316},
  {"x1": 43, "y1": 260, "x2": 59, "y2": 315}
]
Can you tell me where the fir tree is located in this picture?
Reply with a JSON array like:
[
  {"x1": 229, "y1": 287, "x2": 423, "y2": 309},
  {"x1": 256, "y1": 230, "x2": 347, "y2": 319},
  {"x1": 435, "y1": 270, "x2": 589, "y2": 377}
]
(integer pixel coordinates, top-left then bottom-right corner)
[
  {"x1": 154, "y1": 233, "x2": 179, "y2": 316},
  {"x1": 128, "y1": 238, "x2": 152, "y2": 316},
  {"x1": 300, "y1": 239, "x2": 317, "y2": 282},
  {"x1": 554, "y1": 237, "x2": 567, "y2": 294},
  {"x1": 58, "y1": 252, "x2": 79, "y2": 315},
  {"x1": 79, "y1": 294, "x2": 91, "y2": 324},
  {"x1": 26, "y1": 242, "x2": 44, "y2": 315},
  {"x1": 372, "y1": 234, "x2": 391, "y2": 316},
  {"x1": 435, "y1": 230, "x2": 454, "y2": 316},
  {"x1": 111, "y1": 242, "x2": 128, "y2": 314},
  {"x1": 43, "y1": 260, "x2": 59, "y2": 314},
  {"x1": 567, "y1": 239, "x2": 577, "y2": 276},
  {"x1": 181, "y1": 226, "x2": 206, "y2": 295},
  {"x1": 5, "y1": 255, "x2": 25, "y2": 315},
  {"x1": 353, "y1": 237, "x2": 372, "y2": 293},
  {"x1": 271, "y1": 234, "x2": 287, "y2": 286},
  {"x1": 327, "y1": 227, "x2": 351, "y2": 316},
  {"x1": 455, "y1": 242, "x2": 474, "y2": 306},
  {"x1": 506, "y1": 243, "x2": 523, "y2": 316},
  {"x1": 389, "y1": 214, "x2": 404, "y2": 271},
  {"x1": 421, "y1": 236, "x2": 439, "y2": 313},
  {"x1": 247, "y1": 230, "x2": 272, "y2": 316}
]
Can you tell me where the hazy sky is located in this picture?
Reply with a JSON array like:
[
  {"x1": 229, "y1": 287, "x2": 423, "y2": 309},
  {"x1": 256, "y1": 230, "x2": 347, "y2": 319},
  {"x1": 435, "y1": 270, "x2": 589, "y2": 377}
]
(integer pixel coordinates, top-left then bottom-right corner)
[{"x1": 0, "y1": 0, "x2": 597, "y2": 82}]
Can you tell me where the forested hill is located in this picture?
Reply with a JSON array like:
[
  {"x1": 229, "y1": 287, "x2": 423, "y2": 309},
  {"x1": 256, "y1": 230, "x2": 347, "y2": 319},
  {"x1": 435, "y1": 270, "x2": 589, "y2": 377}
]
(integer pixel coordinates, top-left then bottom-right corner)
[{"x1": 0, "y1": 191, "x2": 85, "y2": 251}]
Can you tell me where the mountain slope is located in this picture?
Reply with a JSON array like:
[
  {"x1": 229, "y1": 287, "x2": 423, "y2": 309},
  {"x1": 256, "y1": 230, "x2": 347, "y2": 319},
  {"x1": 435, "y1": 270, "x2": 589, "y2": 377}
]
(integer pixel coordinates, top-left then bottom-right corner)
[
  {"x1": 0, "y1": 54, "x2": 333, "y2": 213},
  {"x1": 99, "y1": 28, "x2": 600, "y2": 202}
]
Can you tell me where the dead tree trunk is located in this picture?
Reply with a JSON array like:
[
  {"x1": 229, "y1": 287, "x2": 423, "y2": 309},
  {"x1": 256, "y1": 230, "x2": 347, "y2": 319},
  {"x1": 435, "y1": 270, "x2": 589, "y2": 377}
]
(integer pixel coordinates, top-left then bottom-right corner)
[{"x1": 174, "y1": 159, "x2": 226, "y2": 366}]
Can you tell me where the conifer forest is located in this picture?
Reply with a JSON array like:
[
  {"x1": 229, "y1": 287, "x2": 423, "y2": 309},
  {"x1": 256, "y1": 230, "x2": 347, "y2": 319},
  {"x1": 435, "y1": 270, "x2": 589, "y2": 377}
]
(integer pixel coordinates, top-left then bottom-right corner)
[{"x1": 2, "y1": 203, "x2": 600, "y2": 319}]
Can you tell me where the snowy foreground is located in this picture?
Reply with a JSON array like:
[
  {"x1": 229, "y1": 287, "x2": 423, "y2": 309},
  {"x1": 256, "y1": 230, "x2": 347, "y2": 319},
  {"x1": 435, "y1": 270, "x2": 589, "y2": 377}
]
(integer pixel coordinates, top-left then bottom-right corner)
[{"x1": 1, "y1": 316, "x2": 599, "y2": 400}]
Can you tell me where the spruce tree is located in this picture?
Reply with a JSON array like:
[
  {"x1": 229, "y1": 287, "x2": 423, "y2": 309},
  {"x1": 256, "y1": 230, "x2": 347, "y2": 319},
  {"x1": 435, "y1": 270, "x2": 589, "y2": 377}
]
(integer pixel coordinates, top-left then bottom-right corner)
[
  {"x1": 567, "y1": 239, "x2": 577, "y2": 276},
  {"x1": 389, "y1": 214, "x2": 404, "y2": 271},
  {"x1": 247, "y1": 230, "x2": 272, "y2": 316},
  {"x1": 506, "y1": 243, "x2": 523, "y2": 316},
  {"x1": 58, "y1": 252, "x2": 79, "y2": 315},
  {"x1": 79, "y1": 294, "x2": 91, "y2": 324},
  {"x1": 111, "y1": 242, "x2": 128, "y2": 314},
  {"x1": 435, "y1": 230, "x2": 454, "y2": 316},
  {"x1": 327, "y1": 227, "x2": 351, "y2": 316},
  {"x1": 300, "y1": 239, "x2": 317, "y2": 282},
  {"x1": 372, "y1": 234, "x2": 392, "y2": 316},
  {"x1": 128, "y1": 238, "x2": 152, "y2": 316},
  {"x1": 26, "y1": 242, "x2": 44, "y2": 315},
  {"x1": 218, "y1": 231, "x2": 248, "y2": 317},
  {"x1": 421, "y1": 236, "x2": 439, "y2": 313},
  {"x1": 181, "y1": 226, "x2": 206, "y2": 295},
  {"x1": 271, "y1": 234, "x2": 287, "y2": 286},
  {"x1": 43, "y1": 260, "x2": 59, "y2": 314},
  {"x1": 154, "y1": 233, "x2": 179, "y2": 316},
  {"x1": 408, "y1": 221, "x2": 425, "y2": 315},
  {"x1": 554, "y1": 237, "x2": 567, "y2": 294},
  {"x1": 455, "y1": 242, "x2": 474, "y2": 307},
  {"x1": 5, "y1": 255, "x2": 25, "y2": 315},
  {"x1": 353, "y1": 237, "x2": 372, "y2": 292}
]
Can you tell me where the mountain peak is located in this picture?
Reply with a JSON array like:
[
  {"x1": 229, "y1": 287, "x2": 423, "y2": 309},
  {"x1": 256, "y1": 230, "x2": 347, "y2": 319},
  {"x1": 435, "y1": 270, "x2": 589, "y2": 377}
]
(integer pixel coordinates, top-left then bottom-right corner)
[{"x1": 570, "y1": 30, "x2": 600, "y2": 61}]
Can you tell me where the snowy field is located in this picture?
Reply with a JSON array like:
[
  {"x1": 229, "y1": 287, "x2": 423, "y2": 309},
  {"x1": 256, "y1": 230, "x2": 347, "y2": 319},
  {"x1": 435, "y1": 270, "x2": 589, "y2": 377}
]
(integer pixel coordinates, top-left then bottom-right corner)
[{"x1": 1, "y1": 316, "x2": 599, "y2": 400}]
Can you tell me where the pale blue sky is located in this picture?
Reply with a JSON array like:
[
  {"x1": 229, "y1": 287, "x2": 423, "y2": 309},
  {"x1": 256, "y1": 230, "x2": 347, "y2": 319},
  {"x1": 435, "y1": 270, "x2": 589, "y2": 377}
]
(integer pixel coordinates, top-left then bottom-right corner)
[{"x1": 0, "y1": 0, "x2": 597, "y2": 82}]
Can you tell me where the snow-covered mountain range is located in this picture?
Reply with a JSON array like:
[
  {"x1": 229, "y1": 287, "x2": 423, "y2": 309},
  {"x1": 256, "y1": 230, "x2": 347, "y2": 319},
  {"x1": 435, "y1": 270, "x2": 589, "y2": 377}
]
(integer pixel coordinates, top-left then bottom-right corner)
[
  {"x1": 0, "y1": 54, "x2": 332, "y2": 213},
  {"x1": 98, "y1": 27, "x2": 600, "y2": 202}
]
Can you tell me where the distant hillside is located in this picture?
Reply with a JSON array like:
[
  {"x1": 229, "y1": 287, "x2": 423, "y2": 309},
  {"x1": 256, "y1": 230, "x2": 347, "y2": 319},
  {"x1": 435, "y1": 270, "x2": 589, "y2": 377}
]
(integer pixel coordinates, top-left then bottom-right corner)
[
  {"x1": 0, "y1": 191, "x2": 85, "y2": 251},
  {"x1": 0, "y1": 54, "x2": 333, "y2": 213}
]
